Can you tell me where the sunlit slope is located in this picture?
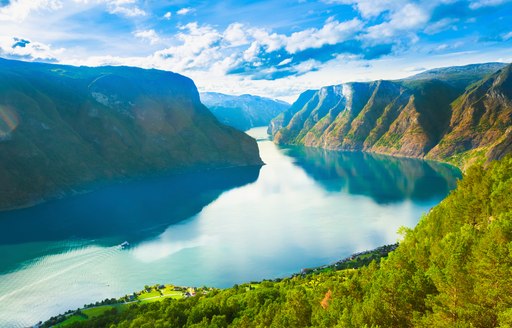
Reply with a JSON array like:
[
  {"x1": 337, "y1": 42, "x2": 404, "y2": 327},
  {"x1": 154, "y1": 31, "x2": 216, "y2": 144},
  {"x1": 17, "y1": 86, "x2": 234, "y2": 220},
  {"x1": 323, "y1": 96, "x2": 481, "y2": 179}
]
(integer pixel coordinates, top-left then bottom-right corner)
[{"x1": 271, "y1": 63, "x2": 511, "y2": 168}]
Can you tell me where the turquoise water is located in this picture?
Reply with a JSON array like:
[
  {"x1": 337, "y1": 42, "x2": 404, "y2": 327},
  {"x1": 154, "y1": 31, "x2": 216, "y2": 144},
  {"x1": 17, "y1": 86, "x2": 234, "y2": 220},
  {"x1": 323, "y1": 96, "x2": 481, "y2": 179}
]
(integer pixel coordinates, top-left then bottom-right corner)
[{"x1": 0, "y1": 127, "x2": 461, "y2": 327}]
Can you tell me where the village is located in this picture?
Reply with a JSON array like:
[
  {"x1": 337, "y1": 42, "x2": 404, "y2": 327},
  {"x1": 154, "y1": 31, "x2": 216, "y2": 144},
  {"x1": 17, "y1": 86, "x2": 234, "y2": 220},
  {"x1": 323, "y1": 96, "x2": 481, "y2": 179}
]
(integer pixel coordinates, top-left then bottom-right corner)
[{"x1": 40, "y1": 284, "x2": 214, "y2": 327}]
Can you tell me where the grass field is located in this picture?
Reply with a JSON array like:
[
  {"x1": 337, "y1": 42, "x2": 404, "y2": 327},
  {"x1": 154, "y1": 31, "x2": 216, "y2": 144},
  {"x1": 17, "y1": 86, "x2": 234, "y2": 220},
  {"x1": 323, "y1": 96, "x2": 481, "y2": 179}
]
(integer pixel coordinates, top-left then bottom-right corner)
[
  {"x1": 50, "y1": 286, "x2": 186, "y2": 327},
  {"x1": 137, "y1": 290, "x2": 161, "y2": 300},
  {"x1": 54, "y1": 305, "x2": 120, "y2": 327}
]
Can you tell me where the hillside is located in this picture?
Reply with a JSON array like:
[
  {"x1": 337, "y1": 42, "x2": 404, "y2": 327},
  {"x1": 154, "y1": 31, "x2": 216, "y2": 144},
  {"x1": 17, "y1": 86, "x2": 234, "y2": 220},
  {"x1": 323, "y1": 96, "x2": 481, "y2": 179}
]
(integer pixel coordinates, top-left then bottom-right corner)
[
  {"x1": 200, "y1": 92, "x2": 289, "y2": 131},
  {"x1": 271, "y1": 63, "x2": 511, "y2": 168},
  {"x1": 0, "y1": 58, "x2": 262, "y2": 211},
  {"x1": 428, "y1": 64, "x2": 512, "y2": 167},
  {"x1": 56, "y1": 155, "x2": 512, "y2": 328}
]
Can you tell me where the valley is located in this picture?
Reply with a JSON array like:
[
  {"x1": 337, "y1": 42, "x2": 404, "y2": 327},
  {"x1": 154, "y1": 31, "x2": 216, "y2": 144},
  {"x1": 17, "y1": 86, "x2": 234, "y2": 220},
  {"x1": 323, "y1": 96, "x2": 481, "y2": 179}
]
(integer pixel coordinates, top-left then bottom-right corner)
[
  {"x1": 0, "y1": 128, "x2": 460, "y2": 327},
  {"x1": 2, "y1": 1, "x2": 512, "y2": 327}
]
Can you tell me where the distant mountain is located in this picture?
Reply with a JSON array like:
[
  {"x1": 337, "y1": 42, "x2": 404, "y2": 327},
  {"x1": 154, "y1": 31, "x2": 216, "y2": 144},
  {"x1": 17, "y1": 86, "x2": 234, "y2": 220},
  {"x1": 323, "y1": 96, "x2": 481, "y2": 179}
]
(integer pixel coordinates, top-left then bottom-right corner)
[
  {"x1": 271, "y1": 62, "x2": 512, "y2": 168},
  {"x1": 403, "y1": 62, "x2": 507, "y2": 88},
  {"x1": 200, "y1": 92, "x2": 289, "y2": 131},
  {"x1": 0, "y1": 58, "x2": 262, "y2": 210}
]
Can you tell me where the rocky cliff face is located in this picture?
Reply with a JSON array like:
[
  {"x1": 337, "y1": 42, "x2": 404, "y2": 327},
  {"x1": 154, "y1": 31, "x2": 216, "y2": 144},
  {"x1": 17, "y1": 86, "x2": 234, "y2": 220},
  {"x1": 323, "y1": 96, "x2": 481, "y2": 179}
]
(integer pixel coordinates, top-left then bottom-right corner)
[
  {"x1": 428, "y1": 64, "x2": 512, "y2": 167},
  {"x1": 271, "y1": 63, "x2": 511, "y2": 168},
  {"x1": 200, "y1": 92, "x2": 289, "y2": 131},
  {"x1": 0, "y1": 58, "x2": 262, "y2": 210}
]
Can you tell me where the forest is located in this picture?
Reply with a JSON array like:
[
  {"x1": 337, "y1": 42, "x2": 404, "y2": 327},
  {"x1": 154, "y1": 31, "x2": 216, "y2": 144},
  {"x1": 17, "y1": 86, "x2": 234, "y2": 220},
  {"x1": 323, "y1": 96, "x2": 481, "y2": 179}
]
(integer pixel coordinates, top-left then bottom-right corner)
[{"x1": 64, "y1": 155, "x2": 512, "y2": 328}]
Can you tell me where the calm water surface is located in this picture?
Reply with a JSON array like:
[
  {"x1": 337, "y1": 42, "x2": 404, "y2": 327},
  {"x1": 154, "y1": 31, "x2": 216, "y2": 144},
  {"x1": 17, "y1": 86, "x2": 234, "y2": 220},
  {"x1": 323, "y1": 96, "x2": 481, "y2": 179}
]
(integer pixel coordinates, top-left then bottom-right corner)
[{"x1": 0, "y1": 127, "x2": 461, "y2": 327}]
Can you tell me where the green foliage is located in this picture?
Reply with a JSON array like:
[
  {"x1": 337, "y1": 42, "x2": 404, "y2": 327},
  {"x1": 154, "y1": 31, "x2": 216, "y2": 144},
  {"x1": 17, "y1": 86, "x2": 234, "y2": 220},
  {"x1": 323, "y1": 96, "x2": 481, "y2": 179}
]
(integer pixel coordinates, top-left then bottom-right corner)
[{"x1": 66, "y1": 155, "x2": 512, "y2": 328}]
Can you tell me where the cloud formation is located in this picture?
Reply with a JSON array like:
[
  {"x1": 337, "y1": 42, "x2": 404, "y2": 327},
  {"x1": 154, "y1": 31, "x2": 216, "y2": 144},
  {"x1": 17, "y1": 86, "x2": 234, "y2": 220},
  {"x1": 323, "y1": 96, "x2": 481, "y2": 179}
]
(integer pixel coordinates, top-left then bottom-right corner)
[
  {"x1": 134, "y1": 29, "x2": 160, "y2": 45},
  {"x1": 177, "y1": 7, "x2": 193, "y2": 15},
  {"x1": 0, "y1": 36, "x2": 63, "y2": 61},
  {"x1": 0, "y1": 0, "x2": 511, "y2": 100},
  {"x1": 0, "y1": 0, "x2": 62, "y2": 22}
]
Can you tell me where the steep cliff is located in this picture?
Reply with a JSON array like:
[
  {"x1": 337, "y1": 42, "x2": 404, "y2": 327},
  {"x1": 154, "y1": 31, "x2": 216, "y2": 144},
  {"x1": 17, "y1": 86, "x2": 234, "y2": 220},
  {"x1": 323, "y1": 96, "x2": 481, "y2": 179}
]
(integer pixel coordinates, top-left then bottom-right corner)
[
  {"x1": 271, "y1": 63, "x2": 511, "y2": 168},
  {"x1": 428, "y1": 64, "x2": 512, "y2": 167},
  {"x1": 0, "y1": 58, "x2": 262, "y2": 210}
]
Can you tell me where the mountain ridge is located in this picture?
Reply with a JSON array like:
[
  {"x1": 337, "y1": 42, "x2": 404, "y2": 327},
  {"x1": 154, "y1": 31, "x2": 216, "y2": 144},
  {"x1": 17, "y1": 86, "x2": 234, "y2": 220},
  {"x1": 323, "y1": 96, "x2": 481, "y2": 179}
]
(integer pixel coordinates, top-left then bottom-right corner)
[{"x1": 271, "y1": 62, "x2": 512, "y2": 169}]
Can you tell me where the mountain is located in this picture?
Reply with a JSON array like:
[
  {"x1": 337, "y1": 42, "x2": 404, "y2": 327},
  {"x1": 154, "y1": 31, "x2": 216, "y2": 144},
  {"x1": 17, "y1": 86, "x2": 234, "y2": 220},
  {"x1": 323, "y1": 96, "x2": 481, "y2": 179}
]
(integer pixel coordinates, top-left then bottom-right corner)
[
  {"x1": 402, "y1": 62, "x2": 507, "y2": 88},
  {"x1": 428, "y1": 64, "x2": 512, "y2": 166},
  {"x1": 52, "y1": 154, "x2": 512, "y2": 328},
  {"x1": 271, "y1": 62, "x2": 511, "y2": 168},
  {"x1": 200, "y1": 92, "x2": 289, "y2": 131},
  {"x1": 0, "y1": 58, "x2": 262, "y2": 211}
]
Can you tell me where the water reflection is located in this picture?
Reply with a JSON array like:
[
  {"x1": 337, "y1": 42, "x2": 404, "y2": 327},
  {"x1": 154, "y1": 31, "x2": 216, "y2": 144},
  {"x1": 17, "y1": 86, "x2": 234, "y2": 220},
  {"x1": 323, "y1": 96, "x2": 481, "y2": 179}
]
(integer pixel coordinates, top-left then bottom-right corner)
[
  {"x1": 0, "y1": 166, "x2": 260, "y2": 273},
  {"x1": 0, "y1": 128, "x2": 462, "y2": 327},
  {"x1": 284, "y1": 147, "x2": 461, "y2": 203}
]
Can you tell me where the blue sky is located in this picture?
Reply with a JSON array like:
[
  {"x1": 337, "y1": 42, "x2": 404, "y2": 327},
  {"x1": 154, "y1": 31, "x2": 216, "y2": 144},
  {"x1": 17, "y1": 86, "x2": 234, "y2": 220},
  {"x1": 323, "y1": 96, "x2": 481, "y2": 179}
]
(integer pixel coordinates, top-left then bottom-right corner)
[{"x1": 1, "y1": 0, "x2": 512, "y2": 101}]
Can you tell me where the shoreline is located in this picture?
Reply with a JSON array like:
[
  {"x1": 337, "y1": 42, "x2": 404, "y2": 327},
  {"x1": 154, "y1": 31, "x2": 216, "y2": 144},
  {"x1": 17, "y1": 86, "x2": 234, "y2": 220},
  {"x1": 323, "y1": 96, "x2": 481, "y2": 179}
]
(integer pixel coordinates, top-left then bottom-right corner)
[
  {"x1": 40, "y1": 243, "x2": 399, "y2": 327},
  {"x1": 0, "y1": 162, "x2": 264, "y2": 213}
]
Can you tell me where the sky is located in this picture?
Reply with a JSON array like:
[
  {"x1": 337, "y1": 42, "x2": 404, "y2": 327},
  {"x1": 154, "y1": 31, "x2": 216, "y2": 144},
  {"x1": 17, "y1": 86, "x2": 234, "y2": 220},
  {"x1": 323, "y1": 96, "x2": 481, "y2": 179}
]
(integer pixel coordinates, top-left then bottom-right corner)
[{"x1": 1, "y1": 0, "x2": 512, "y2": 102}]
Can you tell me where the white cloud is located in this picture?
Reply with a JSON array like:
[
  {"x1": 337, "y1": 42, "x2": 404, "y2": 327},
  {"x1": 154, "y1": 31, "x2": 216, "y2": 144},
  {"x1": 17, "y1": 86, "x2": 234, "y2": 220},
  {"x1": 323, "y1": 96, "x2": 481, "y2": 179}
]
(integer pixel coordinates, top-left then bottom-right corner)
[
  {"x1": 107, "y1": 2, "x2": 145, "y2": 17},
  {"x1": 424, "y1": 18, "x2": 458, "y2": 35},
  {"x1": 177, "y1": 7, "x2": 193, "y2": 15},
  {"x1": 223, "y1": 23, "x2": 249, "y2": 47},
  {"x1": 404, "y1": 66, "x2": 427, "y2": 72},
  {"x1": 234, "y1": 17, "x2": 362, "y2": 55},
  {"x1": 242, "y1": 41, "x2": 261, "y2": 62},
  {"x1": 469, "y1": 0, "x2": 512, "y2": 9},
  {"x1": 134, "y1": 29, "x2": 160, "y2": 45},
  {"x1": 72, "y1": 0, "x2": 146, "y2": 17},
  {"x1": 503, "y1": 31, "x2": 512, "y2": 40},
  {"x1": 153, "y1": 22, "x2": 223, "y2": 71},
  {"x1": 278, "y1": 58, "x2": 293, "y2": 66},
  {"x1": 0, "y1": 0, "x2": 62, "y2": 22},
  {"x1": 250, "y1": 29, "x2": 286, "y2": 52},
  {"x1": 0, "y1": 36, "x2": 65, "y2": 61},
  {"x1": 435, "y1": 44, "x2": 449, "y2": 51},
  {"x1": 293, "y1": 59, "x2": 321, "y2": 74},
  {"x1": 6, "y1": 0, "x2": 509, "y2": 102},
  {"x1": 365, "y1": 3, "x2": 429, "y2": 41},
  {"x1": 325, "y1": 0, "x2": 406, "y2": 18},
  {"x1": 285, "y1": 18, "x2": 362, "y2": 53}
]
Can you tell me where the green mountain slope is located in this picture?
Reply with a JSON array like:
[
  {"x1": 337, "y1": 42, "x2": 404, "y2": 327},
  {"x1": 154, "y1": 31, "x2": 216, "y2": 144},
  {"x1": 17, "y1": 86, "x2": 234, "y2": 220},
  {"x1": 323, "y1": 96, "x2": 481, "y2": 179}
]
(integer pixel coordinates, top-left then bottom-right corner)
[
  {"x1": 57, "y1": 155, "x2": 512, "y2": 328},
  {"x1": 428, "y1": 64, "x2": 512, "y2": 167},
  {"x1": 271, "y1": 63, "x2": 511, "y2": 168},
  {"x1": 200, "y1": 92, "x2": 289, "y2": 131},
  {"x1": 0, "y1": 58, "x2": 262, "y2": 210}
]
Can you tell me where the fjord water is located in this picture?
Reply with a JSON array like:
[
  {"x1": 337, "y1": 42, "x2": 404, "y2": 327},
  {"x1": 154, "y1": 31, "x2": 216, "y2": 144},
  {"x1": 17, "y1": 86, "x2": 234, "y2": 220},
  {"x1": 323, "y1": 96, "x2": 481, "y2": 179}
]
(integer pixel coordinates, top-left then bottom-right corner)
[{"x1": 0, "y1": 127, "x2": 460, "y2": 327}]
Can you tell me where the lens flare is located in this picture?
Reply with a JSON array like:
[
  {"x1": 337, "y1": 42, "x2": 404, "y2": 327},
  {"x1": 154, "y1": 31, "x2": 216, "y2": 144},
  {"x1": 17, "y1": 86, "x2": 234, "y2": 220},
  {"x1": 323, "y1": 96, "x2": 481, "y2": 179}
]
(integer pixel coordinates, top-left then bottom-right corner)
[{"x1": 0, "y1": 106, "x2": 19, "y2": 139}]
